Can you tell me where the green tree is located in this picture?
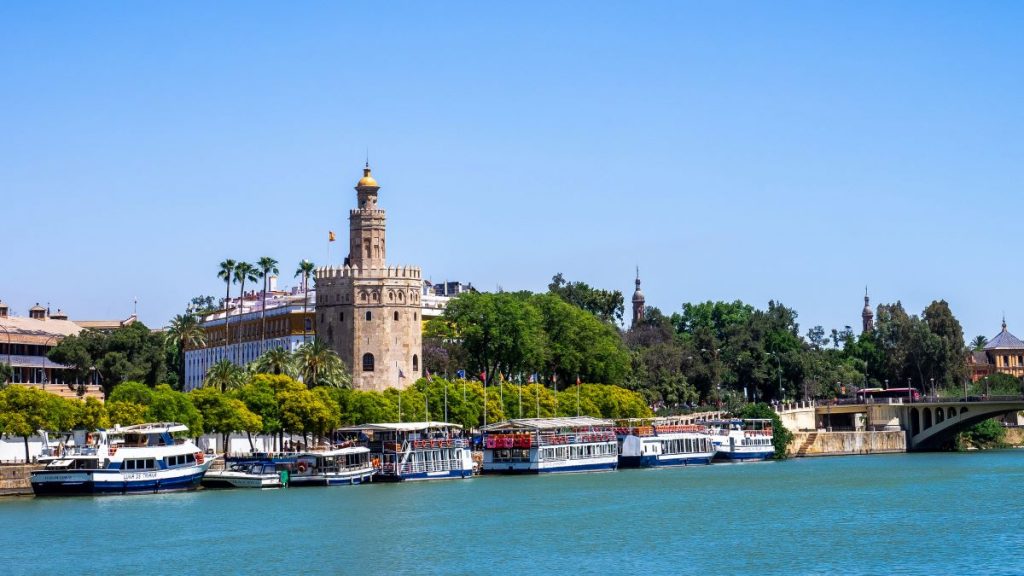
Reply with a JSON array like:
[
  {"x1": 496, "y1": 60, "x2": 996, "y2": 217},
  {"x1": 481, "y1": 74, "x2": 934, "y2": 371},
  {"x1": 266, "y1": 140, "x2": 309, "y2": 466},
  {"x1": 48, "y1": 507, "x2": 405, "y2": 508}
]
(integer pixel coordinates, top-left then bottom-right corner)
[
  {"x1": 217, "y1": 259, "x2": 237, "y2": 350},
  {"x1": 341, "y1": 389, "x2": 398, "y2": 425},
  {"x1": 441, "y1": 291, "x2": 545, "y2": 387},
  {"x1": 48, "y1": 322, "x2": 169, "y2": 396},
  {"x1": 0, "y1": 362, "x2": 12, "y2": 386},
  {"x1": 107, "y1": 401, "x2": 147, "y2": 426},
  {"x1": 294, "y1": 259, "x2": 316, "y2": 344},
  {"x1": 191, "y1": 387, "x2": 263, "y2": 452},
  {"x1": 147, "y1": 384, "x2": 203, "y2": 435},
  {"x1": 77, "y1": 397, "x2": 110, "y2": 430},
  {"x1": 204, "y1": 359, "x2": 245, "y2": 392},
  {"x1": 548, "y1": 272, "x2": 625, "y2": 324},
  {"x1": 108, "y1": 381, "x2": 154, "y2": 405},
  {"x1": 256, "y1": 256, "x2": 280, "y2": 352},
  {"x1": 971, "y1": 335, "x2": 988, "y2": 351},
  {"x1": 233, "y1": 375, "x2": 285, "y2": 446},
  {"x1": 249, "y1": 346, "x2": 297, "y2": 377},
  {"x1": 279, "y1": 387, "x2": 335, "y2": 447},
  {"x1": 187, "y1": 295, "x2": 218, "y2": 316},
  {"x1": 0, "y1": 386, "x2": 57, "y2": 461},
  {"x1": 294, "y1": 340, "x2": 351, "y2": 388},
  {"x1": 165, "y1": 313, "x2": 206, "y2": 387}
]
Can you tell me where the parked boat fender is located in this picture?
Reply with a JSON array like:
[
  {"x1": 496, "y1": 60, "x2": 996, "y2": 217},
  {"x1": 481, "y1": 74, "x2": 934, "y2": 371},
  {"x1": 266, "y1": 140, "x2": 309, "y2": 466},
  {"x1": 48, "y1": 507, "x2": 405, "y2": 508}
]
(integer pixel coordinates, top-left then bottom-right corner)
[{"x1": 195, "y1": 452, "x2": 205, "y2": 464}]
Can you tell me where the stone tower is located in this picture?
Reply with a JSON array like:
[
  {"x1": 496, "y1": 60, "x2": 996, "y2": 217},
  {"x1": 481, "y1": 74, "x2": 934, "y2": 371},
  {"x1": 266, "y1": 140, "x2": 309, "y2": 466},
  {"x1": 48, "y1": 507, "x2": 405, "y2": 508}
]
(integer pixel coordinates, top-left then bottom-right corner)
[
  {"x1": 314, "y1": 164, "x2": 423, "y2": 391},
  {"x1": 631, "y1": 267, "x2": 645, "y2": 328},
  {"x1": 862, "y1": 287, "x2": 874, "y2": 334}
]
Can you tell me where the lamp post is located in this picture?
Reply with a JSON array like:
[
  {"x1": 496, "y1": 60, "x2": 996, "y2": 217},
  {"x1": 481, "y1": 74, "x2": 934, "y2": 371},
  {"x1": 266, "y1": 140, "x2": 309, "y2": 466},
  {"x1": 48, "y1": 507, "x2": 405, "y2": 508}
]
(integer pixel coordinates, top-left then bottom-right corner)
[
  {"x1": 930, "y1": 377, "x2": 935, "y2": 399},
  {"x1": 771, "y1": 352, "x2": 783, "y2": 401}
]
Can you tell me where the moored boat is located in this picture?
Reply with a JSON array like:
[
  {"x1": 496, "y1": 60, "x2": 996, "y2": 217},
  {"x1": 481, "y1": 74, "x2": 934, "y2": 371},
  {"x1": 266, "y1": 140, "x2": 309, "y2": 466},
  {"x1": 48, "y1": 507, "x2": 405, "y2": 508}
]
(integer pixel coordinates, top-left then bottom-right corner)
[
  {"x1": 704, "y1": 418, "x2": 775, "y2": 462},
  {"x1": 30, "y1": 422, "x2": 213, "y2": 496},
  {"x1": 340, "y1": 422, "x2": 473, "y2": 481},
  {"x1": 616, "y1": 419, "x2": 716, "y2": 468},
  {"x1": 286, "y1": 446, "x2": 375, "y2": 486},
  {"x1": 481, "y1": 417, "x2": 618, "y2": 474},
  {"x1": 201, "y1": 461, "x2": 284, "y2": 489}
]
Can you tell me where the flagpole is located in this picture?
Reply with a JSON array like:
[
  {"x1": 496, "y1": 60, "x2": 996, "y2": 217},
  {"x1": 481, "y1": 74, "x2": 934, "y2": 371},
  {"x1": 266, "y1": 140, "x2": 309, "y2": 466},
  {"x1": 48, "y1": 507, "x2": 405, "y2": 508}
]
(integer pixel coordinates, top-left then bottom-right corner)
[
  {"x1": 576, "y1": 375, "x2": 581, "y2": 417},
  {"x1": 444, "y1": 380, "x2": 448, "y2": 424}
]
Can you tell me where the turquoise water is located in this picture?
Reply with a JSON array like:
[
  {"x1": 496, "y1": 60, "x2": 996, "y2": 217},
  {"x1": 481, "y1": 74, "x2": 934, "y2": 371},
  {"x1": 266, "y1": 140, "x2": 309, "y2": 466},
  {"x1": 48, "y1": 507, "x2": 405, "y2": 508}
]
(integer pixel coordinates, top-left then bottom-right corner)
[{"x1": 4, "y1": 451, "x2": 1024, "y2": 575}]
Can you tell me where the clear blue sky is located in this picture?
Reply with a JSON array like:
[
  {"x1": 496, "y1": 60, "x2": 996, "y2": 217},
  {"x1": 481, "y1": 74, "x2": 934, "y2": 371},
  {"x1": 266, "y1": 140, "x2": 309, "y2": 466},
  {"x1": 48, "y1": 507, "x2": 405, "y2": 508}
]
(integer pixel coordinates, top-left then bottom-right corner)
[{"x1": 2, "y1": 2, "x2": 1022, "y2": 342}]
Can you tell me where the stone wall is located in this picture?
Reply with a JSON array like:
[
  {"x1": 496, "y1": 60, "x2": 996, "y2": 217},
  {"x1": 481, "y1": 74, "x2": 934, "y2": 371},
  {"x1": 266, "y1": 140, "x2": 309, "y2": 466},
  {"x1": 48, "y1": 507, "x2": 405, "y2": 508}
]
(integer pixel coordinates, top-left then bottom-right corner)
[
  {"x1": 0, "y1": 465, "x2": 40, "y2": 496},
  {"x1": 788, "y1": 430, "x2": 906, "y2": 457}
]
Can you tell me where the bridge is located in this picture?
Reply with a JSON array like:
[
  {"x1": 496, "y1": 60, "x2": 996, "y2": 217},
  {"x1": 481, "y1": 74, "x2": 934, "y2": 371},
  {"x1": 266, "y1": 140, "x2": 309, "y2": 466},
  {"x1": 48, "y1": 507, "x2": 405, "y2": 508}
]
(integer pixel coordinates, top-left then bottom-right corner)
[{"x1": 775, "y1": 396, "x2": 1024, "y2": 451}]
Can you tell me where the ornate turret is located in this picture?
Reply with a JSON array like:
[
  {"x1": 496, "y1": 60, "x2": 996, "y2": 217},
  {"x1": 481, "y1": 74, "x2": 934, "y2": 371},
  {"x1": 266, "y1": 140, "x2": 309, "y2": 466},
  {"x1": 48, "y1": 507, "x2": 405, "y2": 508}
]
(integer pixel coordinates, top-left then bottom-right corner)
[
  {"x1": 631, "y1": 267, "x2": 645, "y2": 328},
  {"x1": 348, "y1": 163, "x2": 387, "y2": 269},
  {"x1": 861, "y1": 287, "x2": 874, "y2": 334}
]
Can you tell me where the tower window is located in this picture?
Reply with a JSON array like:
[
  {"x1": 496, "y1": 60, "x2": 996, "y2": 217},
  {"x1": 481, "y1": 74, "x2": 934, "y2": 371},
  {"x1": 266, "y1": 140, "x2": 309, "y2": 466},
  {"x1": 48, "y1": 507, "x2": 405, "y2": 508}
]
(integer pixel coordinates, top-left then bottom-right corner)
[
  {"x1": 340, "y1": 312, "x2": 345, "y2": 322},
  {"x1": 413, "y1": 354, "x2": 419, "y2": 372},
  {"x1": 365, "y1": 311, "x2": 372, "y2": 321},
  {"x1": 362, "y1": 353, "x2": 375, "y2": 372},
  {"x1": 394, "y1": 311, "x2": 399, "y2": 321}
]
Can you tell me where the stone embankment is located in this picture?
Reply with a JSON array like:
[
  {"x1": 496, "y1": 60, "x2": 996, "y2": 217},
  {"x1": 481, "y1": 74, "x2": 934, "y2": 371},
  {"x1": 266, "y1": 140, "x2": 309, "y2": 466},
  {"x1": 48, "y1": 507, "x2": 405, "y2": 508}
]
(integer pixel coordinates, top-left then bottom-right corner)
[
  {"x1": 788, "y1": 430, "x2": 906, "y2": 457},
  {"x1": 0, "y1": 465, "x2": 40, "y2": 496}
]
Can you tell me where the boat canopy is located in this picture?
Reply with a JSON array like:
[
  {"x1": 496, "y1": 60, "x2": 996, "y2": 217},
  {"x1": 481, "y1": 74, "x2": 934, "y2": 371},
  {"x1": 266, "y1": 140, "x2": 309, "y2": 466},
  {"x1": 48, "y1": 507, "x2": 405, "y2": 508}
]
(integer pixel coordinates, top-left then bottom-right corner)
[
  {"x1": 117, "y1": 422, "x2": 191, "y2": 435},
  {"x1": 338, "y1": 421, "x2": 462, "y2": 433},
  {"x1": 480, "y1": 416, "x2": 613, "y2": 432},
  {"x1": 293, "y1": 446, "x2": 370, "y2": 458}
]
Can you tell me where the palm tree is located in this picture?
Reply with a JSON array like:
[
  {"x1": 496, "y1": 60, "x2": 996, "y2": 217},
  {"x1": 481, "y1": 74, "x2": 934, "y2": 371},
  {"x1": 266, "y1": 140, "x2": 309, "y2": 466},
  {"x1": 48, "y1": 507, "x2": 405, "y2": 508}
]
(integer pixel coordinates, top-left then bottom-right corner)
[
  {"x1": 165, "y1": 313, "x2": 207, "y2": 388},
  {"x1": 233, "y1": 262, "x2": 259, "y2": 364},
  {"x1": 256, "y1": 256, "x2": 280, "y2": 353},
  {"x1": 294, "y1": 259, "x2": 316, "y2": 344},
  {"x1": 294, "y1": 339, "x2": 351, "y2": 388},
  {"x1": 971, "y1": 335, "x2": 988, "y2": 351},
  {"x1": 249, "y1": 346, "x2": 296, "y2": 377},
  {"x1": 217, "y1": 259, "x2": 237, "y2": 352},
  {"x1": 204, "y1": 359, "x2": 245, "y2": 392}
]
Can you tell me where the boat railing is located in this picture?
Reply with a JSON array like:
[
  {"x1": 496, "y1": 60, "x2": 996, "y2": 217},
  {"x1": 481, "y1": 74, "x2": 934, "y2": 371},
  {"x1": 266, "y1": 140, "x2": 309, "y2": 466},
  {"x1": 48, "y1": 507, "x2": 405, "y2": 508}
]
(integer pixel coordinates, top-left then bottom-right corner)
[
  {"x1": 613, "y1": 425, "x2": 707, "y2": 437},
  {"x1": 403, "y1": 438, "x2": 467, "y2": 450},
  {"x1": 536, "y1": 432, "x2": 615, "y2": 446},
  {"x1": 380, "y1": 458, "x2": 466, "y2": 476}
]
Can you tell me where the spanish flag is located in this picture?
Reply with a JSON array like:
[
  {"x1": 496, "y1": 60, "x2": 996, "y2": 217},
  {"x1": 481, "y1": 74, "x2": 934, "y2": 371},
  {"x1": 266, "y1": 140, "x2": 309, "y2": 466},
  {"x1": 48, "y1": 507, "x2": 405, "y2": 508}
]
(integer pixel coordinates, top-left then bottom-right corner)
[{"x1": 328, "y1": 231, "x2": 336, "y2": 242}]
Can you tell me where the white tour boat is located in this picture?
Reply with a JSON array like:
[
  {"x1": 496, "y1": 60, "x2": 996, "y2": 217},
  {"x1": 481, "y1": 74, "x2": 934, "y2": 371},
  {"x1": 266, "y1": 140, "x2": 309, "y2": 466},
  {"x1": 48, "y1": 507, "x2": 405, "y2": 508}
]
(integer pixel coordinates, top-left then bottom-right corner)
[
  {"x1": 341, "y1": 422, "x2": 474, "y2": 481},
  {"x1": 30, "y1": 423, "x2": 213, "y2": 496},
  {"x1": 705, "y1": 418, "x2": 775, "y2": 462},
  {"x1": 286, "y1": 446, "x2": 375, "y2": 486},
  {"x1": 481, "y1": 417, "x2": 618, "y2": 474},
  {"x1": 616, "y1": 419, "x2": 717, "y2": 468},
  {"x1": 201, "y1": 461, "x2": 285, "y2": 489}
]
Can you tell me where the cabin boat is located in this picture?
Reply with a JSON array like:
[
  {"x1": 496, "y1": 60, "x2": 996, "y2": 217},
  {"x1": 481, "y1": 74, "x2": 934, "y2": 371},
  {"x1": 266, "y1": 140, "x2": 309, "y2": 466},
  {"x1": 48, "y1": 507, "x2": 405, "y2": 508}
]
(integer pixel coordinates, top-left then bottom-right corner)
[
  {"x1": 616, "y1": 419, "x2": 717, "y2": 468},
  {"x1": 340, "y1": 422, "x2": 474, "y2": 482},
  {"x1": 30, "y1": 423, "x2": 213, "y2": 496},
  {"x1": 481, "y1": 417, "x2": 618, "y2": 474},
  {"x1": 704, "y1": 418, "x2": 775, "y2": 462},
  {"x1": 202, "y1": 461, "x2": 284, "y2": 489},
  {"x1": 286, "y1": 447, "x2": 375, "y2": 486}
]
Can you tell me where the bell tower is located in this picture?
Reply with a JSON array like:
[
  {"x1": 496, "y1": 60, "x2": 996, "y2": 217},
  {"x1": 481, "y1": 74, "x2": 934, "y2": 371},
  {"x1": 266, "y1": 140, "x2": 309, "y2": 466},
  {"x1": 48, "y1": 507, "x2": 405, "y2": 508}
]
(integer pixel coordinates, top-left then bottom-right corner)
[
  {"x1": 862, "y1": 287, "x2": 874, "y2": 334},
  {"x1": 631, "y1": 267, "x2": 645, "y2": 328},
  {"x1": 348, "y1": 163, "x2": 386, "y2": 269}
]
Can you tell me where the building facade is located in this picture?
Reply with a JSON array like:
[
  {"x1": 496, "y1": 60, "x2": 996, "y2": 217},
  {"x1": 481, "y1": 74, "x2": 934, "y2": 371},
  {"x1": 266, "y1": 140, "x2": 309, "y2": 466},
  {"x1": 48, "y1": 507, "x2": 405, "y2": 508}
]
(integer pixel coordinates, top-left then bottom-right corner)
[
  {"x1": 967, "y1": 319, "x2": 1024, "y2": 382},
  {"x1": 183, "y1": 285, "x2": 316, "y2": 390},
  {"x1": 315, "y1": 165, "x2": 422, "y2": 391}
]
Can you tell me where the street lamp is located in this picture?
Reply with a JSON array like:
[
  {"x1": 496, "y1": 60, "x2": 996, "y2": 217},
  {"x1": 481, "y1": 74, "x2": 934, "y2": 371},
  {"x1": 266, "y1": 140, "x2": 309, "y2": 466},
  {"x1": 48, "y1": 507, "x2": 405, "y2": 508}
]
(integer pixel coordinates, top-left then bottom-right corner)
[
  {"x1": 930, "y1": 377, "x2": 935, "y2": 399},
  {"x1": 770, "y1": 352, "x2": 783, "y2": 401}
]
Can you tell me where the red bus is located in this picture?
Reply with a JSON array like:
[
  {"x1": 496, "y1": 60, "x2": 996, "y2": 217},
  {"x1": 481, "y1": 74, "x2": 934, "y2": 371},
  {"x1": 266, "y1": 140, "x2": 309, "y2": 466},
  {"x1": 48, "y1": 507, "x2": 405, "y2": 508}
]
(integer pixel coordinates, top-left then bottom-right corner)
[{"x1": 856, "y1": 387, "x2": 920, "y2": 402}]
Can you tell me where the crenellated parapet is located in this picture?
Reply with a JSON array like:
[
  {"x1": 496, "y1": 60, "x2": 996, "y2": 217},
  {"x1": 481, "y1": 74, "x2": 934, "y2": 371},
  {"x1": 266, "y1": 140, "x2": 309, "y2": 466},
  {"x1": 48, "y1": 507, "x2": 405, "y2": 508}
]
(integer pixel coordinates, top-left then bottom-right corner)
[{"x1": 314, "y1": 265, "x2": 422, "y2": 281}]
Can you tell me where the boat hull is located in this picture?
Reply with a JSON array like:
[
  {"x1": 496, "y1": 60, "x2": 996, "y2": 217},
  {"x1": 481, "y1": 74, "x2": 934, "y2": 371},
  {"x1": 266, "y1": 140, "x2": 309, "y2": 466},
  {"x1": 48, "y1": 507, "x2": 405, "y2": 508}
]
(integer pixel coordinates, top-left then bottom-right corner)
[
  {"x1": 375, "y1": 468, "x2": 473, "y2": 482},
  {"x1": 618, "y1": 454, "x2": 714, "y2": 468},
  {"x1": 482, "y1": 459, "x2": 617, "y2": 475},
  {"x1": 30, "y1": 468, "x2": 206, "y2": 496},
  {"x1": 201, "y1": 474, "x2": 282, "y2": 489},
  {"x1": 713, "y1": 450, "x2": 774, "y2": 462},
  {"x1": 288, "y1": 468, "x2": 375, "y2": 486}
]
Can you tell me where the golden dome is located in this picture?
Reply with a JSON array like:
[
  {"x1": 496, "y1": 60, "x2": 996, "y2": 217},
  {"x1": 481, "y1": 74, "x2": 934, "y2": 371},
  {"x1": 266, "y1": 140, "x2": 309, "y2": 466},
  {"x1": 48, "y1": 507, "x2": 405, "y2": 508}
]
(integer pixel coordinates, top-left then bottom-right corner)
[{"x1": 356, "y1": 164, "x2": 379, "y2": 188}]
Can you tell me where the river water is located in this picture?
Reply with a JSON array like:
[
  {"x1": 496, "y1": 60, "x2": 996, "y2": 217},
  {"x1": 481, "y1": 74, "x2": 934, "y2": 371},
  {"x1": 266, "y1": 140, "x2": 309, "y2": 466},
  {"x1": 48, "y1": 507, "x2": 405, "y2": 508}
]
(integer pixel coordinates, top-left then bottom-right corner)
[{"x1": 3, "y1": 451, "x2": 1023, "y2": 575}]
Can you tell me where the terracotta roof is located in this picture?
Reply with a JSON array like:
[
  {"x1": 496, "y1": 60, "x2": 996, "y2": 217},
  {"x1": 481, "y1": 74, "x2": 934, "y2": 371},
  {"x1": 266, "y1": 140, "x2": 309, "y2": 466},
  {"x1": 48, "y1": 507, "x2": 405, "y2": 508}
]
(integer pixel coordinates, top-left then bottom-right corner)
[
  {"x1": 971, "y1": 350, "x2": 991, "y2": 365},
  {"x1": 0, "y1": 316, "x2": 84, "y2": 340}
]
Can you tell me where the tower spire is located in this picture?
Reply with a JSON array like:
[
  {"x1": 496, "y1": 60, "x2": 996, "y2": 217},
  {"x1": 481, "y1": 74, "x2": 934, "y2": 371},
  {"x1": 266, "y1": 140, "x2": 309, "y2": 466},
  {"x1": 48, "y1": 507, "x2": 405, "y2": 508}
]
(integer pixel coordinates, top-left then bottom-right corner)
[
  {"x1": 861, "y1": 286, "x2": 874, "y2": 334},
  {"x1": 631, "y1": 267, "x2": 645, "y2": 328}
]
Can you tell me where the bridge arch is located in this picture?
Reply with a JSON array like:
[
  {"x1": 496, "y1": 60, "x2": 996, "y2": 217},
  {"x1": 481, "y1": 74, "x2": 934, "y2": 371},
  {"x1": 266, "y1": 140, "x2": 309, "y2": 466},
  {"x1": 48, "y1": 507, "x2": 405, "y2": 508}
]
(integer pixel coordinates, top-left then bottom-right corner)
[
  {"x1": 947, "y1": 407, "x2": 956, "y2": 419},
  {"x1": 923, "y1": 408, "x2": 933, "y2": 430},
  {"x1": 935, "y1": 409, "x2": 945, "y2": 424},
  {"x1": 909, "y1": 401, "x2": 1024, "y2": 450},
  {"x1": 910, "y1": 408, "x2": 920, "y2": 435}
]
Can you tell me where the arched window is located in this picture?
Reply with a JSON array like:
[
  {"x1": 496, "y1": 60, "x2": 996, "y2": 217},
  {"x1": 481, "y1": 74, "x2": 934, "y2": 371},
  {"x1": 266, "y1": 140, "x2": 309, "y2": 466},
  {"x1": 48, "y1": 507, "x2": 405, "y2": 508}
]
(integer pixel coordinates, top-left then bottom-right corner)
[
  {"x1": 394, "y1": 311, "x2": 399, "y2": 321},
  {"x1": 413, "y1": 354, "x2": 419, "y2": 372},
  {"x1": 365, "y1": 311, "x2": 372, "y2": 321},
  {"x1": 362, "y1": 353, "x2": 375, "y2": 372},
  {"x1": 340, "y1": 312, "x2": 345, "y2": 322}
]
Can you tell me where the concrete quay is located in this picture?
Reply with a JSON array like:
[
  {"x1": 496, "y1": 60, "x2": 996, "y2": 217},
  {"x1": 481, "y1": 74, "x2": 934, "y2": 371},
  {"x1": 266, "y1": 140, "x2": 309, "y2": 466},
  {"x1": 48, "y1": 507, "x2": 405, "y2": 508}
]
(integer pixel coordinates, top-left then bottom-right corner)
[{"x1": 0, "y1": 465, "x2": 39, "y2": 496}]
